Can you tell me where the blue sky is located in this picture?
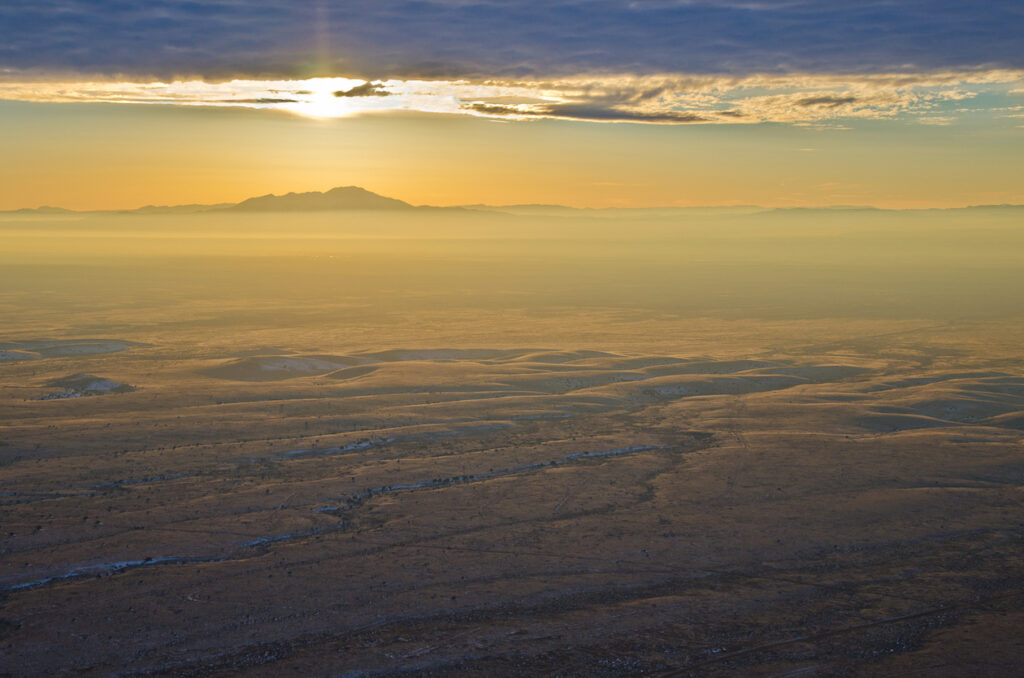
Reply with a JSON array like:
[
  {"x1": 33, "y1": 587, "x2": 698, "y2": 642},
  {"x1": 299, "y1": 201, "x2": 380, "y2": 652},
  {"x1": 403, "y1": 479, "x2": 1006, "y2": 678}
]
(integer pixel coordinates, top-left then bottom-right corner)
[{"x1": 3, "y1": 1, "x2": 1023, "y2": 79}]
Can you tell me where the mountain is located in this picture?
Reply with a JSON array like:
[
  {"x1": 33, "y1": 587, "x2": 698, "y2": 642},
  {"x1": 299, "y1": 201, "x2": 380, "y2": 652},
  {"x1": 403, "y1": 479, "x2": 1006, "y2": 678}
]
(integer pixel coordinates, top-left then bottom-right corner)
[
  {"x1": 127, "y1": 203, "x2": 234, "y2": 215},
  {"x1": 222, "y1": 186, "x2": 414, "y2": 212},
  {"x1": 9, "y1": 206, "x2": 76, "y2": 215}
]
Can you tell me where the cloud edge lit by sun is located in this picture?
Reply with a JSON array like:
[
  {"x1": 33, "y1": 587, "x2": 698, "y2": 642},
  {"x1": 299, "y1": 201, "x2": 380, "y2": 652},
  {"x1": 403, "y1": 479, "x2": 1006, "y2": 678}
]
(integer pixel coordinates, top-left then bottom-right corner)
[{"x1": 2, "y1": 69, "x2": 1024, "y2": 127}]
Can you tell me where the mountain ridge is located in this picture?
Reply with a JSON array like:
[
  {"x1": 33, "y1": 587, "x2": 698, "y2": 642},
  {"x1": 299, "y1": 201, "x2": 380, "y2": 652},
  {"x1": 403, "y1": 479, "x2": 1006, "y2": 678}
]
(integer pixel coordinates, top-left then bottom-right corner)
[{"x1": 3, "y1": 187, "x2": 1023, "y2": 215}]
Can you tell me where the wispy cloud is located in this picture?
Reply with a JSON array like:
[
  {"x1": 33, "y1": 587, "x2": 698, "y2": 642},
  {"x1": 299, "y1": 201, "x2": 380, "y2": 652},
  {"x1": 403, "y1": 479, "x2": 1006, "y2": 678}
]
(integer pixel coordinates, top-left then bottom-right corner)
[{"x1": 1, "y1": 70, "x2": 1021, "y2": 126}]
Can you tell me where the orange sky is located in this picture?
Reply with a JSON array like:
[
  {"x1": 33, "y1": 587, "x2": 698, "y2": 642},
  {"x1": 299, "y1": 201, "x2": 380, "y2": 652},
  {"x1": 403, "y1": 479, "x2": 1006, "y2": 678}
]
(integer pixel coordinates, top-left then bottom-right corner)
[{"x1": 2, "y1": 97, "x2": 1023, "y2": 210}]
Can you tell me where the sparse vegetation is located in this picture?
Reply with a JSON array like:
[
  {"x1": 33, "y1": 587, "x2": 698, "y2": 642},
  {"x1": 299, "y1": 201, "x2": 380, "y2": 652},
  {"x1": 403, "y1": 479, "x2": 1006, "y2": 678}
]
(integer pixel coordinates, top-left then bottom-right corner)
[{"x1": 1, "y1": 208, "x2": 1023, "y2": 675}]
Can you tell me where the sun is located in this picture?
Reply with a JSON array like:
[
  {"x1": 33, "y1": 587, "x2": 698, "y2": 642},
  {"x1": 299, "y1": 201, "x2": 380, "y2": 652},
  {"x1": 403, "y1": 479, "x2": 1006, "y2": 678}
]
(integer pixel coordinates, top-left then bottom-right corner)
[{"x1": 276, "y1": 78, "x2": 350, "y2": 119}]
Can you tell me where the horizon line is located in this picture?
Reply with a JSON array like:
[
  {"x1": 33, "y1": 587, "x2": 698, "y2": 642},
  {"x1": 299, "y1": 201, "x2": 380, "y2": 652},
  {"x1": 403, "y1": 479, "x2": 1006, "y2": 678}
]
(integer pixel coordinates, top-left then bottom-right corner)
[{"x1": 6, "y1": 188, "x2": 1023, "y2": 215}]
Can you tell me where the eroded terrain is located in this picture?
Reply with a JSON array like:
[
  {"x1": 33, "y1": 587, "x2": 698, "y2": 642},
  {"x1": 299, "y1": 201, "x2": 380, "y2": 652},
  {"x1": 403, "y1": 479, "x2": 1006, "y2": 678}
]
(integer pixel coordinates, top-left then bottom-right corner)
[{"x1": 1, "y1": 208, "x2": 1023, "y2": 676}]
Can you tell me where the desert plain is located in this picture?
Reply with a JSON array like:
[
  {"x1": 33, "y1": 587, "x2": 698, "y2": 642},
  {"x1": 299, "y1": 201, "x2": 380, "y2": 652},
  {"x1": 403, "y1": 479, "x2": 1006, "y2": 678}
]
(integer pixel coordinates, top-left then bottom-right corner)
[{"x1": 2, "y1": 204, "x2": 1024, "y2": 676}]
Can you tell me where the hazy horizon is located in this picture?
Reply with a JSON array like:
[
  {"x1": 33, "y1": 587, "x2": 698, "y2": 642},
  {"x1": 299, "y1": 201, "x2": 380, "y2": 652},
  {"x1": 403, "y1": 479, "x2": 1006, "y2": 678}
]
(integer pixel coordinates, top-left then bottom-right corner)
[{"x1": 7, "y1": 182, "x2": 1024, "y2": 213}]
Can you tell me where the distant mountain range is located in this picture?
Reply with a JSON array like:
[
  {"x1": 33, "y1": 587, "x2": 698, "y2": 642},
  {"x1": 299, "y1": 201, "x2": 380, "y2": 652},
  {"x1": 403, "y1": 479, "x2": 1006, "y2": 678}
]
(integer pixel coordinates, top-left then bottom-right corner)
[
  {"x1": 5, "y1": 186, "x2": 434, "y2": 215},
  {"x1": 4, "y1": 187, "x2": 1023, "y2": 215}
]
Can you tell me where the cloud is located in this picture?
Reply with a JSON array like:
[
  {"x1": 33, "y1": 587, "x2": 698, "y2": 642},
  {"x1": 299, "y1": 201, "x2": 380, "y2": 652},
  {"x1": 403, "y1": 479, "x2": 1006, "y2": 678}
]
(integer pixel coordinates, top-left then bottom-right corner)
[
  {"x1": 226, "y1": 97, "x2": 298, "y2": 104},
  {"x1": 1, "y1": 69, "x2": 1021, "y2": 126},
  {"x1": 462, "y1": 101, "x2": 709, "y2": 123},
  {"x1": 796, "y1": 96, "x2": 857, "y2": 108},
  {"x1": 334, "y1": 81, "x2": 391, "y2": 98},
  {"x1": 1, "y1": 1, "x2": 1023, "y2": 81},
  {"x1": 463, "y1": 103, "x2": 531, "y2": 117}
]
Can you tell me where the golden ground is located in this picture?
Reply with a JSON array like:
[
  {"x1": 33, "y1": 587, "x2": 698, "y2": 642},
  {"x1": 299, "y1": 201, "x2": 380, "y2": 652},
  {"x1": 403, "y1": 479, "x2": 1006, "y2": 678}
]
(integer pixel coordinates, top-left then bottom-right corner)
[{"x1": 1, "y1": 209, "x2": 1023, "y2": 676}]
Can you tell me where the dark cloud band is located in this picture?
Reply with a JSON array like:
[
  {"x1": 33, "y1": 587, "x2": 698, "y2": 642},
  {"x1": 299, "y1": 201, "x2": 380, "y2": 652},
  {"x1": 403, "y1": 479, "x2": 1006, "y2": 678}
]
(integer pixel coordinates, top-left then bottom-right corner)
[{"x1": 1, "y1": 1, "x2": 1022, "y2": 79}]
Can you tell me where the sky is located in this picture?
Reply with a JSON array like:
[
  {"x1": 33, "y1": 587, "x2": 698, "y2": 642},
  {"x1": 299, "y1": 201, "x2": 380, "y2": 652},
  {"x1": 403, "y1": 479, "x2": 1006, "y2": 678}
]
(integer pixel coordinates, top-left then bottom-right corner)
[{"x1": 1, "y1": 0, "x2": 1023, "y2": 209}]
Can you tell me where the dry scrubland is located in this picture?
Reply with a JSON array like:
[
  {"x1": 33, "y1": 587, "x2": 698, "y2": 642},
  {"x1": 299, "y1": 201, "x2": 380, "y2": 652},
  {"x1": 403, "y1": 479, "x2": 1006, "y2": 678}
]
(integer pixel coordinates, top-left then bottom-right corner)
[{"x1": 1, "y1": 207, "x2": 1024, "y2": 676}]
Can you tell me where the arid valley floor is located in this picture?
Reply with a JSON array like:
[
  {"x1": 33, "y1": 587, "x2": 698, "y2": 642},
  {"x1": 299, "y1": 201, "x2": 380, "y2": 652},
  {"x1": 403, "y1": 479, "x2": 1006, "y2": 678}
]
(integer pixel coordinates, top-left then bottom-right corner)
[{"x1": 2, "y1": 207, "x2": 1024, "y2": 676}]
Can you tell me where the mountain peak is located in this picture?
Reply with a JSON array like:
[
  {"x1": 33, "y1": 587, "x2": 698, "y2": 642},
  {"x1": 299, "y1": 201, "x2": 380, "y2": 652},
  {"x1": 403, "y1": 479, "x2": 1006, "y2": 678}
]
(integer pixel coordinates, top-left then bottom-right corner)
[{"x1": 224, "y1": 186, "x2": 414, "y2": 212}]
